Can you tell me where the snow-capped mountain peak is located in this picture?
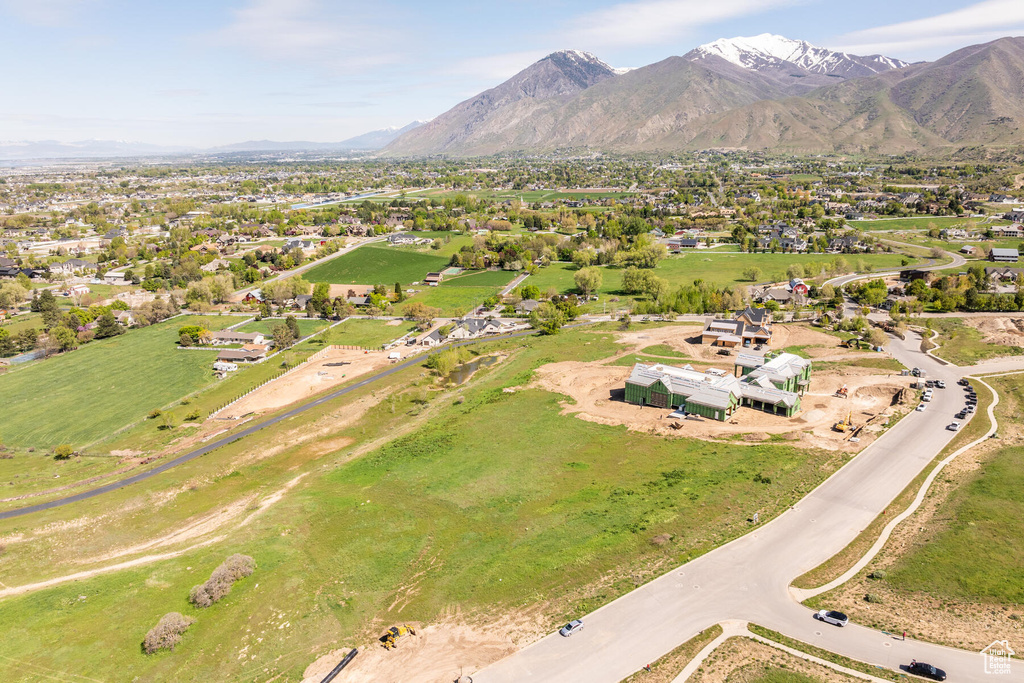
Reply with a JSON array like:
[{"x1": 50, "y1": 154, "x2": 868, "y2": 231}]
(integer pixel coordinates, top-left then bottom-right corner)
[{"x1": 687, "y1": 33, "x2": 909, "y2": 77}]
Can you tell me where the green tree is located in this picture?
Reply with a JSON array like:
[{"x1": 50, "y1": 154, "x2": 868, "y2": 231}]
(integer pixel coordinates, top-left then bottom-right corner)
[
  {"x1": 574, "y1": 266, "x2": 603, "y2": 298},
  {"x1": 53, "y1": 444, "x2": 74, "y2": 460},
  {"x1": 271, "y1": 323, "x2": 295, "y2": 350},
  {"x1": 94, "y1": 311, "x2": 125, "y2": 339},
  {"x1": 0, "y1": 328, "x2": 14, "y2": 356},
  {"x1": 742, "y1": 267, "x2": 762, "y2": 282},
  {"x1": 49, "y1": 325, "x2": 77, "y2": 352},
  {"x1": 529, "y1": 302, "x2": 566, "y2": 335}
]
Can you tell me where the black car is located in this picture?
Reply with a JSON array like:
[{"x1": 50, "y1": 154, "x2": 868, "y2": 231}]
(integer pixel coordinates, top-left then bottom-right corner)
[
  {"x1": 958, "y1": 378, "x2": 969, "y2": 386},
  {"x1": 907, "y1": 661, "x2": 947, "y2": 680},
  {"x1": 955, "y1": 411, "x2": 967, "y2": 420}
]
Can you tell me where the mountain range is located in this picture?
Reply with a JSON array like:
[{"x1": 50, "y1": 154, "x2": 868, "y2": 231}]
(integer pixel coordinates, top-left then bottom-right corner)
[
  {"x1": 0, "y1": 122, "x2": 424, "y2": 162},
  {"x1": 385, "y1": 35, "x2": 1024, "y2": 156}
]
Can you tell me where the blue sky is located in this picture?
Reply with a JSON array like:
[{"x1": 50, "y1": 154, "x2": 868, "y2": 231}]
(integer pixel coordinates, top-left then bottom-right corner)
[{"x1": 0, "y1": 0, "x2": 1021, "y2": 146}]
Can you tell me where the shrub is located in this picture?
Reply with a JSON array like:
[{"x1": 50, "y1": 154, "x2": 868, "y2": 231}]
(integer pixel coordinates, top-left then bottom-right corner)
[
  {"x1": 53, "y1": 444, "x2": 74, "y2": 460},
  {"x1": 188, "y1": 554, "x2": 256, "y2": 608},
  {"x1": 867, "y1": 570, "x2": 887, "y2": 580},
  {"x1": 864, "y1": 593, "x2": 884, "y2": 604},
  {"x1": 184, "y1": 410, "x2": 201, "y2": 422},
  {"x1": 142, "y1": 612, "x2": 195, "y2": 654},
  {"x1": 148, "y1": 409, "x2": 162, "y2": 419}
]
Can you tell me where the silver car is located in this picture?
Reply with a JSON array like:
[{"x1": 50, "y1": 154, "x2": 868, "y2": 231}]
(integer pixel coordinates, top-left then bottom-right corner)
[
  {"x1": 816, "y1": 609, "x2": 849, "y2": 627},
  {"x1": 559, "y1": 619, "x2": 584, "y2": 637}
]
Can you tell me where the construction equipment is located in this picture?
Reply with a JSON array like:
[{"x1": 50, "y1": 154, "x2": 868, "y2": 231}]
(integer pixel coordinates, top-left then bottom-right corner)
[
  {"x1": 834, "y1": 385, "x2": 849, "y2": 399},
  {"x1": 381, "y1": 625, "x2": 416, "y2": 650},
  {"x1": 833, "y1": 411, "x2": 853, "y2": 433}
]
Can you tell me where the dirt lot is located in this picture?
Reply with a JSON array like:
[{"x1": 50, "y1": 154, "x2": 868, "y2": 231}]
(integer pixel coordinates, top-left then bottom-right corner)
[
  {"x1": 967, "y1": 316, "x2": 1024, "y2": 347},
  {"x1": 533, "y1": 325, "x2": 909, "y2": 451},
  {"x1": 221, "y1": 347, "x2": 395, "y2": 419},
  {"x1": 690, "y1": 637, "x2": 858, "y2": 682},
  {"x1": 300, "y1": 615, "x2": 545, "y2": 683}
]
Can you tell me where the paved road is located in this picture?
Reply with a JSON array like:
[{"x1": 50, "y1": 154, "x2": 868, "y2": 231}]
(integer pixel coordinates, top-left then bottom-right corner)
[
  {"x1": 825, "y1": 245, "x2": 966, "y2": 290},
  {"x1": 474, "y1": 331, "x2": 1024, "y2": 682}
]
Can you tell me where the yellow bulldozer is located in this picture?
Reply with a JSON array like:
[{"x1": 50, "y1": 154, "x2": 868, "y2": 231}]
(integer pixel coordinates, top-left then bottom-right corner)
[
  {"x1": 833, "y1": 411, "x2": 853, "y2": 433},
  {"x1": 381, "y1": 624, "x2": 416, "y2": 650}
]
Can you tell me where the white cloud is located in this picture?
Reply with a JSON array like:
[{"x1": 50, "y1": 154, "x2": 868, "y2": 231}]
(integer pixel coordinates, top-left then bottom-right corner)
[
  {"x1": 214, "y1": 0, "x2": 403, "y2": 70},
  {"x1": 563, "y1": 0, "x2": 805, "y2": 49},
  {"x1": 832, "y1": 0, "x2": 1024, "y2": 59},
  {"x1": 0, "y1": 0, "x2": 93, "y2": 26}
]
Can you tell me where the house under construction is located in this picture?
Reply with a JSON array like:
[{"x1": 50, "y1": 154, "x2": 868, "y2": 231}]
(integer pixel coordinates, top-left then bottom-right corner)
[{"x1": 624, "y1": 352, "x2": 812, "y2": 420}]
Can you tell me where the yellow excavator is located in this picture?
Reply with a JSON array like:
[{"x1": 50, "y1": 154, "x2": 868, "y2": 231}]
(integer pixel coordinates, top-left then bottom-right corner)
[
  {"x1": 381, "y1": 624, "x2": 416, "y2": 650},
  {"x1": 833, "y1": 411, "x2": 853, "y2": 433}
]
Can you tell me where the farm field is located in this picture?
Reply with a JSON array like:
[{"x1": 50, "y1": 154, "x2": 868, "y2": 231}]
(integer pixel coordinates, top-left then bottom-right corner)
[
  {"x1": 303, "y1": 245, "x2": 449, "y2": 285},
  {"x1": 0, "y1": 327, "x2": 848, "y2": 683},
  {"x1": 0, "y1": 315, "x2": 237, "y2": 449}
]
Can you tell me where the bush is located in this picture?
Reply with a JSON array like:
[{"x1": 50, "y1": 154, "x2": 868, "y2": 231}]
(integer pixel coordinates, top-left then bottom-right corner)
[
  {"x1": 53, "y1": 444, "x2": 74, "y2": 460},
  {"x1": 184, "y1": 410, "x2": 201, "y2": 422},
  {"x1": 143, "y1": 612, "x2": 195, "y2": 654},
  {"x1": 867, "y1": 570, "x2": 887, "y2": 580},
  {"x1": 148, "y1": 409, "x2": 162, "y2": 419},
  {"x1": 188, "y1": 554, "x2": 256, "y2": 608},
  {"x1": 864, "y1": 592, "x2": 884, "y2": 604}
]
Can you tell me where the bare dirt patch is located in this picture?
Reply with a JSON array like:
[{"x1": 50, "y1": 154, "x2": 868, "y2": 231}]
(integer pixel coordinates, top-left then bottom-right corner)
[
  {"x1": 535, "y1": 325, "x2": 908, "y2": 451},
  {"x1": 966, "y1": 317, "x2": 1024, "y2": 347},
  {"x1": 690, "y1": 637, "x2": 860, "y2": 682},
  {"x1": 221, "y1": 348, "x2": 394, "y2": 419},
  {"x1": 300, "y1": 614, "x2": 546, "y2": 683}
]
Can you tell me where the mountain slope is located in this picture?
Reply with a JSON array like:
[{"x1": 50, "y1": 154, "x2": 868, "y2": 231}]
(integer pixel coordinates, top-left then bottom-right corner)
[{"x1": 385, "y1": 50, "x2": 618, "y2": 155}]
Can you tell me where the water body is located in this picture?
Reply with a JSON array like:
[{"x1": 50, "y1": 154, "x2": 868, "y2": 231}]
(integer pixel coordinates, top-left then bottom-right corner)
[{"x1": 446, "y1": 355, "x2": 499, "y2": 385}]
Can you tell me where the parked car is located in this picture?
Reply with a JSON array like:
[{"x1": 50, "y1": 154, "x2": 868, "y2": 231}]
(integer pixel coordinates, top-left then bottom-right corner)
[
  {"x1": 925, "y1": 379, "x2": 935, "y2": 388},
  {"x1": 936, "y1": 380, "x2": 946, "y2": 389},
  {"x1": 916, "y1": 403, "x2": 927, "y2": 412},
  {"x1": 815, "y1": 610, "x2": 849, "y2": 627},
  {"x1": 559, "y1": 620, "x2": 584, "y2": 637},
  {"x1": 966, "y1": 404, "x2": 976, "y2": 413},
  {"x1": 922, "y1": 392, "x2": 933, "y2": 402},
  {"x1": 907, "y1": 661, "x2": 947, "y2": 681},
  {"x1": 955, "y1": 411, "x2": 967, "y2": 420},
  {"x1": 947, "y1": 422, "x2": 961, "y2": 431}
]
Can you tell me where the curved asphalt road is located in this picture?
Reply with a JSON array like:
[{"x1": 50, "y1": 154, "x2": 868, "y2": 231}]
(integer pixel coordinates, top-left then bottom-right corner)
[
  {"x1": 473, "y1": 332, "x2": 1024, "y2": 682},
  {"x1": 0, "y1": 328, "x2": 542, "y2": 521}
]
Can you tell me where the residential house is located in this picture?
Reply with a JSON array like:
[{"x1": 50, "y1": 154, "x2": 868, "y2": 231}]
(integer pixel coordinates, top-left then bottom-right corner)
[
  {"x1": 216, "y1": 344, "x2": 269, "y2": 363},
  {"x1": 424, "y1": 272, "x2": 444, "y2": 286},
  {"x1": 447, "y1": 318, "x2": 505, "y2": 340},
  {"x1": 515, "y1": 299, "x2": 540, "y2": 315},
  {"x1": 212, "y1": 330, "x2": 266, "y2": 345},
  {"x1": 992, "y1": 224, "x2": 1024, "y2": 239},
  {"x1": 113, "y1": 310, "x2": 137, "y2": 327},
  {"x1": 388, "y1": 233, "x2": 419, "y2": 246},
  {"x1": 960, "y1": 245, "x2": 977, "y2": 255},
  {"x1": 242, "y1": 289, "x2": 264, "y2": 304},
  {"x1": 701, "y1": 307, "x2": 773, "y2": 348}
]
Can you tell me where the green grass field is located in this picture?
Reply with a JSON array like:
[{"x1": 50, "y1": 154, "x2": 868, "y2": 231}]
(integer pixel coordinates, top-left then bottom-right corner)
[
  {"x1": 855, "y1": 216, "x2": 981, "y2": 231},
  {"x1": 322, "y1": 318, "x2": 419, "y2": 347},
  {"x1": 400, "y1": 286, "x2": 499, "y2": 316},
  {"x1": 304, "y1": 246, "x2": 449, "y2": 285},
  {"x1": 0, "y1": 315, "x2": 237, "y2": 449},
  {"x1": 885, "y1": 376, "x2": 1024, "y2": 603},
  {"x1": 926, "y1": 318, "x2": 1024, "y2": 366},
  {"x1": 440, "y1": 270, "x2": 517, "y2": 288},
  {"x1": 0, "y1": 312, "x2": 42, "y2": 335},
  {"x1": 235, "y1": 318, "x2": 330, "y2": 338},
  {"x1": 0, "y1": 328, "x2": 844, "y2": 682}
]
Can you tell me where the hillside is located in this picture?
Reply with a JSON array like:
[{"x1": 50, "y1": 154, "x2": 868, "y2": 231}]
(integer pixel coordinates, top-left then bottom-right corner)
[{"x1": 384, "y1": 36, "x2": 1024, "y2": 156}]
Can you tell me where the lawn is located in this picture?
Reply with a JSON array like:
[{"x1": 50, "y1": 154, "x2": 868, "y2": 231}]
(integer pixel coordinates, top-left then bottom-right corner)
[
  {"x1": 855, "y1": 216, "x2": 981, "y2": 231},
  {"x1": 0, "y1": 312, "x2": 42, "y2": 335},
  {"x1": 321, "y1": 318, "x2": 419, "y2": 348},
  {"x1": 926, "y1": 318, "x2": 1024, "y2": 366},
  {"x1": 0, "y1": 328, "x2": 843, "y2": 682},
  {"x1": 0, "y1": 315, "x2": 237, "y2": 449},
  {"x1": 235, "y1": 317, "x2": 330, "y2": 338},
  {"x1": 303, "y1": 245, "x2": 449, "y2": 285}
]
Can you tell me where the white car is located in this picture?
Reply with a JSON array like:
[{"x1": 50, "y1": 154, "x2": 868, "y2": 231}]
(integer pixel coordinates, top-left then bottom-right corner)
[
  {"x1": 816, "y1": 609, "x2": 849, "y2": 627},
  {"x1": 922, "y1": 393, "x2": 933, "y2": 402},
  {"x1": 916, "y1": 403, "x2": 927, "y2": 412},
  {"x1": 947, "y1": 421, "x2": 961, "y2": 431}
]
